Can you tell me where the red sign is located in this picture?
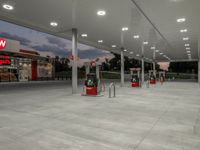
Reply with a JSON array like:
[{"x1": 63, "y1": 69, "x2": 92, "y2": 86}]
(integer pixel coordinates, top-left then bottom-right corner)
[
  {"x1": 69, "y1": 55, "x2": 74, "y2": 60},
  {"x1": 91, "y1": 61, "x2": 96, "y2": 66},
  {"x1": 69, "y1": 55, "x2": 80, "y2": 61},
  {"x1": 0, "y1": 38, "x2": 7, "y2": 50},
  {"x1": 0, "y1": 55, "x2": 11, "y2": 65}
]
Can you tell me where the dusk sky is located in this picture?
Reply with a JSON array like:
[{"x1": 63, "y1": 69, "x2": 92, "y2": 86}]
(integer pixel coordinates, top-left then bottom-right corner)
[
  {"x1": 0, "y1": 20, "x2": 113, "y2": 65},
  {"x1": 0, "y1": 20, "x2": 170, "y2": 70}
]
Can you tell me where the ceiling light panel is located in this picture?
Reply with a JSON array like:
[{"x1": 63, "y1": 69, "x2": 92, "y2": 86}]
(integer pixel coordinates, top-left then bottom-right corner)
[
  {"x1": 2, "y1": 4, "x2": 14, "y2": 10},
  {"x1": 97, "y1": 10, "x2": 106, "y2": 16},
  {"x1": 177, "y1": 18, "x2": 186, "y2": 23}
]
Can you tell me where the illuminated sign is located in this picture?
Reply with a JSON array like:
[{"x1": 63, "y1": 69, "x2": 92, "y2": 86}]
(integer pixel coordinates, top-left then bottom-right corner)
[
  {"x1": 91, "y1": 61, "x2": 96, "y2": 67},
  {"x1": 0, "y1": 38, "x2": 7, "y2": 50},
  {"x1": 0, "y1": 55, "x2": 11, "y2": 65}
]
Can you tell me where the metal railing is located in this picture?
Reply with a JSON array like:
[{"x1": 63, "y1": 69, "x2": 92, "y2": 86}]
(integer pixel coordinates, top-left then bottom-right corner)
[
  {"x1": 146, "y1": 80, "x2": 150, "y2": 88},
  {"x1": 98, "y1": 79, "x2": 101, "y2": 94},
  {"x1": 109, "y1": 82, "x2": 116, "y2": 98}
]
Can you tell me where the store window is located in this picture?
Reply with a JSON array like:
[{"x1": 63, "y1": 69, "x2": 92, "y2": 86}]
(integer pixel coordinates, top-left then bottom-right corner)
[{"x1": 0, "y1": 55, "x2": 18, "y2": 82}]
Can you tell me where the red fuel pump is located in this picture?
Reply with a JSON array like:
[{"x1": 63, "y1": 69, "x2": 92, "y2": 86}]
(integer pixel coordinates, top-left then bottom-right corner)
[
  {"x1": 149, "y1": 70, "x2": 156, "y2": 84},
  {"x1": 85, "y1": 73, "x2": 98, "y2": 95},
  {"x1": 82, "y1": 61, "x2": 104, "y2": 97},
  {"x1": 159, "y1": 71, "x2": 166, "y2": 85},
  {"x1": 130, "y1": 68, "x2": 141, "y2": 87}
]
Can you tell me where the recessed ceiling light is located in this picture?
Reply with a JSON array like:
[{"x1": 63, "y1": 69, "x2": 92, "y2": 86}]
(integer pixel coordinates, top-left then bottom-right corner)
[
  {"x1": 97, "y1": 10, "x2": 106, "y2": 16},
  {"x1": 155, "y1": 50, "x2": 159, "y2": 52},
  {"x1": 177, "y1": 18, "x2": 186, "y2": 23},
  {"x1": 151, "y1": 47, "x2": 156, "y2": 50},
  {"x1": 2, "y1": 4, "x2": 14, "y2": 10},
  {"x1": 81, "y1": 34, "x2": 88, "y2": 37},
  {"x1": 160, "y1": 53, "x2": 163, "y2": 55},
  {"x1": 122, "y1": 27, "x2": 128, "y2": 31},
  {"x1": 130, "y1": 52, "x2": 134, "y2": 54},
  {"x1": 171, "y1": 0, "x2": 183, "y2": 2},
  {"x1": 123, "y1": 49, "x2": 127, "y2": 52},
  {"x1": 50, "y1": 22, "x2": 58, "y2": 27},
  {"x1": 183, "y1": 37, "x2": 189, "y2": 41},
  {"x1": 185, "y1": 44, "x2": 190, "y2": 47},
  {"x1": 136, "y1": 54, "x2": 140, "y2": 57},
  {"x1": 186, "y1": 47, "x2": 190, "y2": 50},
  {"x1": 187, "y1": 51, "x2": 191, "y2": 53},
  {"x1": 180, "y1": 29, "x2": 188, "y2": 33},
  {"x1": 111, "y1": 45, "x2": 116, "y2": 48},
  {"x1": 133, "y1": 35, "x2": 140, "y2": 39},
  {"x1": 98, "y1": 40, "x2": 103, "y2": 43},
  {"x1": 143, "y1": 41, "x2": 148, "y2": 45}
]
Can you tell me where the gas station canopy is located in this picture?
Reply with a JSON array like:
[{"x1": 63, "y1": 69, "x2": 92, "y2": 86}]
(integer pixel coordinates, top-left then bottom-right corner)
[{"x1": 0, "y1": 0, "x2": 199, "y2": 62}]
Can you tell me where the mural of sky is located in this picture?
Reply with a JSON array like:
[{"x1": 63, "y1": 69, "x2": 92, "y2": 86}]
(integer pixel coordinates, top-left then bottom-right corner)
[{"x1": 0, "y1": 20, "x2": 113, "y2": 65}]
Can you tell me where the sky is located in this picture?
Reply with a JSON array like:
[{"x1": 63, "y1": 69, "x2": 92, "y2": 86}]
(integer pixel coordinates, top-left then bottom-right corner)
[
  {"x1": 0, "y1": 20, "x2": 169, "y2": 70},
  {"x1": 0, "y1": 20, "x2": 114, "y2": 66}
]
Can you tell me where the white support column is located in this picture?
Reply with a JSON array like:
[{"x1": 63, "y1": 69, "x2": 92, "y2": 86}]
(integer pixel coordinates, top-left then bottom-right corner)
[
  {"x1": 86, "y1": 66, "x2": 90, "y2": 74},
  {"x1": 137, "y1": 71, "x2": 140, "y2": 79},
  {"x1": 120, "y1": 29, "x2": 125, "y2": 87},
  {"x1": 86, "y1": 65, "x2": 90, "y2": 78},
  {"x1": 141, "y1": 44, "x2": 145, "y2": 85},
  {"x1": 153, "y1": 49, "x2": 156, "y2": 77},
  {"x1": 198, "y1": 60, "x2": 200, "y2": 87},
  {"x1": 121, "y1": 48, "x2": 125, "y2": 87},
  {"x1": 96, "y1": 65, "x2": 100, "y2": 80},
  {"x1": 72, "y1": 28, "x2": 78, "y2": 94},
  {"x1": 130, "y1": 70, "x2": 133, "y2": 76},
  {"x1": 198, "y1": 39, "x2": 200, "y2": 87}
]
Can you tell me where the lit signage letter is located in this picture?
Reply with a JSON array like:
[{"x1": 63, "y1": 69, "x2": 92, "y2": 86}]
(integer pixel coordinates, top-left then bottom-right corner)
[
  {"x1": 0, "y1": 55, "x2": 11, "y2": 65},
  {"x1": 0, "y1": 38, "x2": 7, "y2": 50}
]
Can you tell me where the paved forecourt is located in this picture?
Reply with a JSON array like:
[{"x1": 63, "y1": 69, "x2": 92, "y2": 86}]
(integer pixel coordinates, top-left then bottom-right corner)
[{"x1": 0, "y1": 81, "x2": 200, "y2": 150}]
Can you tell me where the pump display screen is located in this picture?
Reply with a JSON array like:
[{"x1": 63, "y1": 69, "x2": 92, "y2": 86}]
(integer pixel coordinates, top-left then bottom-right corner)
[
  {"x1": 132, "y1": 75, "x2": 139, "y2": 82},
  {"x1": 150, "y1": 75, "x2": 156, "y2": 80},
  {"x1": 85, "y1": 74, "x2": 98, "y2": 87}
]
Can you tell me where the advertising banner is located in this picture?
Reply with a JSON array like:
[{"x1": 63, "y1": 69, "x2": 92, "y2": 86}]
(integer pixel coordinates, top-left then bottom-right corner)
[
  {"x1": 0, "y1": 37, "x2": 20, "y2": 52},
  {"x1": 0, "y1": 55, "x2": 11, "y2": 65}
]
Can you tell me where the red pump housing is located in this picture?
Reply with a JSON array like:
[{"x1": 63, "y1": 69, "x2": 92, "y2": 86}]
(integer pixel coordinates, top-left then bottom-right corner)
[{"x1": 85, "y1": 73, "x2": 98, "y2": 96}]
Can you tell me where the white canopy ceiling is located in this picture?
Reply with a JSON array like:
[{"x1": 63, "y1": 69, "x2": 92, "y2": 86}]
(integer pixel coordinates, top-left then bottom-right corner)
[{"x1": 0, "y1": 0, "x2": 199, "y2": 62}]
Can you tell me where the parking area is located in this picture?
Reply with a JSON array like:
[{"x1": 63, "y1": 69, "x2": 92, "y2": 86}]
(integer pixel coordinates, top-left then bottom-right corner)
[{"x1": 0, "y1": 81, "x2": 200, "y2": 150}]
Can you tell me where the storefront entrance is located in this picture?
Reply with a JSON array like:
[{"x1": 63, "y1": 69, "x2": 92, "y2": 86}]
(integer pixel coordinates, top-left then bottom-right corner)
[{"x1": 0, "y1": 66, "x2": 18, "y2": 82}]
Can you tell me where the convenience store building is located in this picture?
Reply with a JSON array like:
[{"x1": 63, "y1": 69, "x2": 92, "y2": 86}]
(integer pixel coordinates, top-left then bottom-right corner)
[{"x1": 0, "y1": 37, "x2": 54, "y2": 82}]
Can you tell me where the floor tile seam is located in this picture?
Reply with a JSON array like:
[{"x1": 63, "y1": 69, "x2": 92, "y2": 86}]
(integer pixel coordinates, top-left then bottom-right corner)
[{"x1": 132, "y1": 100, "x2": 175, "y2": 150}]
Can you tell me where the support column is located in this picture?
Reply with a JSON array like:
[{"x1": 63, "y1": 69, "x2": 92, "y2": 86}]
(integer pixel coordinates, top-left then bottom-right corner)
[
  {"x1": 52, "y1": 59, "x2": 56, "y2": 80},
  {"x1": 141, "y1": 44, "x2": 145, "y2": 85},
  {"x1": 72, "y1": 28, "x2": 78, "y2": 94},
  {"x1": 198, "y1": 39, "x2": 200, "y2": 87},
  {"x1": 86, "y1": 65, "x2": 90, "y2": 76},
  {"x1": 120, "y1": 29, "x2": 126, "y2": 87},
  {"x1": 198, "y1": 60, "x2": 200, "y2": 87},
  {"x1": 121, "y1": 48, "x2": 125, "y2": 87},
  {"x1": 153, "y1": 49, "x2": 156, "y2": 77},
  {"x1": 96, "y1": 65, "x2": 100, "y2": 80}
]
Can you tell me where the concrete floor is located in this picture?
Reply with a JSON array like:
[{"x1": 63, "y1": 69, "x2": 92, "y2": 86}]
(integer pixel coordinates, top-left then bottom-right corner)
[{"x1": 0, "y1": 81, "x2": 200, "y2": 150}]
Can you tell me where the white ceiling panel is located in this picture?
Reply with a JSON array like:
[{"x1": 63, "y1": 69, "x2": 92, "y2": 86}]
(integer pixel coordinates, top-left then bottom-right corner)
[{"x1": 0, "y1": 0, "x2": 199, "y2": 62}]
